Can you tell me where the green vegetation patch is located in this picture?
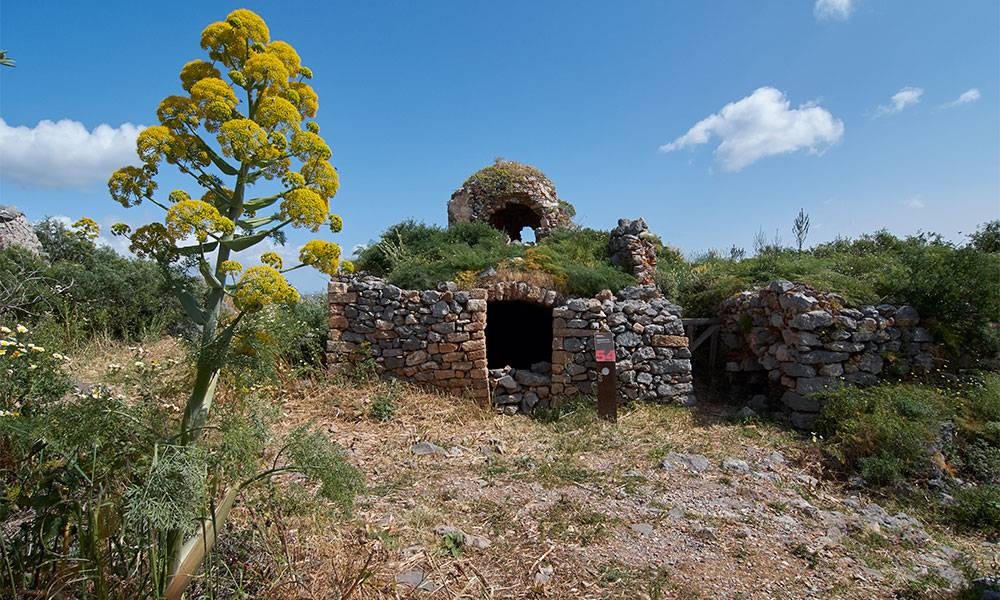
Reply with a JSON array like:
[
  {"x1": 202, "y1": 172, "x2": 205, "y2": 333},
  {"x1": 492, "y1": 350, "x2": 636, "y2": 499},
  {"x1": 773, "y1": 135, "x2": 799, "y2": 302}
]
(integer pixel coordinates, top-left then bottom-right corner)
[{"x1": 355, "y1": 221, "x2": 636, "y2": 296}]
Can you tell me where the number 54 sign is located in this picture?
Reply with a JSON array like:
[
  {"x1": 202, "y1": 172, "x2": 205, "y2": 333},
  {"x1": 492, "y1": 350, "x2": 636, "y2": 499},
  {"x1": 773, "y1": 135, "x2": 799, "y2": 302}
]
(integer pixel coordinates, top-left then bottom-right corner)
[{"x1": 594, "y1": 331, "x2": 616, "y2": 362}]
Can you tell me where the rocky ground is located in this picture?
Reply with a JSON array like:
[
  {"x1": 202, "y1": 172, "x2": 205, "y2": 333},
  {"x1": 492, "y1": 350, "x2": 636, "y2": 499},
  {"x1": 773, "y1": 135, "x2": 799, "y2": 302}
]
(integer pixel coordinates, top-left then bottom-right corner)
[
  {"x1": 265, "y1": 379, "x2": 995, "y2": 599},
  {"x1": 72, "y1": 341, "x2": 997, "y2": 599}
]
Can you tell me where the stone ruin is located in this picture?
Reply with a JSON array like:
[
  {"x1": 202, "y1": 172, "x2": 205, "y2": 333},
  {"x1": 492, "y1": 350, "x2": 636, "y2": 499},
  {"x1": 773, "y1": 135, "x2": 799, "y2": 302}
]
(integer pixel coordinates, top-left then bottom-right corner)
[
  {"x1": 719, "y1": 280, "x2": 936, "y2": 428},
  {"x1": 327, "y1": 277, "x2": 694, "y2": 413},
  {"x1": 0, "y1": 205, "x2": 43, "y2": 255},
  {"x1": 447, "y1": 160, "x2": 573, "y2": 241},
  {"x1": 330, "y1": 161, "x2": 692, "y2": 413}
]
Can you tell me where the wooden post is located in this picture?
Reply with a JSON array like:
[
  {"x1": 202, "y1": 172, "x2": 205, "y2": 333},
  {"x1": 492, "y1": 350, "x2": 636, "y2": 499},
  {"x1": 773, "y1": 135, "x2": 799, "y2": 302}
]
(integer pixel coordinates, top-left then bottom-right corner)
[{"x1": 594, "y1": 331, "x2": 617, "y2": 422}]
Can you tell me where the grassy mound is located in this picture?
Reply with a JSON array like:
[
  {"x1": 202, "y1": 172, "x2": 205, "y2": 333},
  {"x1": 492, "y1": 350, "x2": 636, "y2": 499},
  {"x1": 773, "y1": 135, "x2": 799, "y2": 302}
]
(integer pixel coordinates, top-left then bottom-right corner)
[{"x1": 354, "y1": 221, "x2": 636, "y2": 297}]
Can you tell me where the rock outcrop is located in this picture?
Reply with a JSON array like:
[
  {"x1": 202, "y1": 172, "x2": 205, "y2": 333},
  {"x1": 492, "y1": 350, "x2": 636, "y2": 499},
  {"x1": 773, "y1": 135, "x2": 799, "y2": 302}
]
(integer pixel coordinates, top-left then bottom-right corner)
[{"x1": 0, "y1": 206, "x2": 43, "y2": 255}]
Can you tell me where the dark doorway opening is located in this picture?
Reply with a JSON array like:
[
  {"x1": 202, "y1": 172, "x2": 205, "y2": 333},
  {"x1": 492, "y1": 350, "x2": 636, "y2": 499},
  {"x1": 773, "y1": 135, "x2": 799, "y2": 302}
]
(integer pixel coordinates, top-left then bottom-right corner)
[
  {"x1": 488, "y1": 204, "x2": 542, "y2": 242},
  {"x1": 486, "y1": 300, "x2": 553, "y2": 369}
]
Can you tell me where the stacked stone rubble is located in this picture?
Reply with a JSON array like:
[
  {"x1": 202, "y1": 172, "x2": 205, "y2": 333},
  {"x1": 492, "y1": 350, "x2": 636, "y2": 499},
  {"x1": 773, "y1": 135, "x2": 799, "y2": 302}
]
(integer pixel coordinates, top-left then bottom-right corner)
[
  {"x1": 489, "y1": 363, "x2": 552, "y2": 415},
  {"x1": 328, "y1": 276, "x2": 695, "y2": 412},
  {"x1": 608, "y1": 218, "x2": 658, "y2": 285},
  {"x1": 719, "y1": 280, "x2": 936, "y2": 427}
]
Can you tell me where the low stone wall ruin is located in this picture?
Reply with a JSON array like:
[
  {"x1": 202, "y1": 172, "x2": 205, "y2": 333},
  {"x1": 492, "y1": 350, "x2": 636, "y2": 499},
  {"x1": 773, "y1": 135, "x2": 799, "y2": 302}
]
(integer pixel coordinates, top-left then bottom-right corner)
[
  {"x1": 327, "y1": 277, "x2": 694, "y2": 412},
  {"x1": 719, "y1": 280, "x2": 936, "y2": 427}
]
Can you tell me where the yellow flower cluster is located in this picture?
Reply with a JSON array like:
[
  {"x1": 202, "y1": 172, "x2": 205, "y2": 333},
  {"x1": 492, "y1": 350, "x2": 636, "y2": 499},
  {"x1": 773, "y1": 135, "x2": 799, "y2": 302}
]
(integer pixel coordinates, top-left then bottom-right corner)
[
  {"x1": 180, "y1": 59, "x2": 221, "y2": 91},
  {"x1": 201, "y1": 9, "x2": 270, "y2": 68},
  {"x1": 217, "y1": 118, "x2": 276, "y2": 163},
  {"x1": 0, "y1": 324, "x2": 69, "y2": 366},
  {"x1": 288, "y1": 82, "x2": 318, "y2": 117},
  {"x1": 233, "y1": 265, "x2": 299, "y2": 312},
  {"x1": 260, "y1": 251, "x2": 283, "y2": 269},
  {"x1": 71, "y1": 217, "x2": 100, "y2": 240},
  {"x1": 220, "y1": 260, "x2": 243, "y2": 274},
  {"x1": 157, "y1": 95, "x2": 201, "y2": 132},
  {"x1": 169, "y1": 190, "x2": 191, "y2": 204},
  {"x1": 255, "y1": 95, "x2": 301, "y2": 134},
  {"x1": 128, "y1": 223, "x2": 174, "y2": 259},
  {"x1": 136, "y1": 125, "x2": 173, "y2": 165},
  {"x1": 109, "y1": 166, "x2": 156, "y2": 208},
  {"x1": 301, "y1": 159, "x2": 339, "y2": 198},
  {"x1": 281, "y1": 188, "x2": 327, "y2": 231},
  {"x1": 289, "y1": 130, "x2": 331, "y2": 161},
  {"x1": 244, "y1": 52, "x2": 289, "y2": 88},
  {"x1": 299, "y1": 239, "x2": 341, "y2": 275},
  {"x1": 266, "y1": 40, "x2": 301, "y2": 73},
  {"x1": 190, "y1": 77, "x2": 239, "y2": 130},
  {"x1": 328, "y1": 213, "x2": 343, "y2": 233},
  {"x1": 165, "y1": 200, "x2": 235, "y2": 243},
  {"x1": 340, "y1": 259, "x2": 356, "y2": 274}
]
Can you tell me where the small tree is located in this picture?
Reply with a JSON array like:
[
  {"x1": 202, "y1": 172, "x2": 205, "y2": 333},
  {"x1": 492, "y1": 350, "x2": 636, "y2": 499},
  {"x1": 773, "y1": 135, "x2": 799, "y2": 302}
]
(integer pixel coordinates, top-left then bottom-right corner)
[
  {"x1": 105, "y1": 9, "x2": 356, "y2": 598},
  {"x1": 793, "y1": 208, "x2": 811, "y2": 252}
]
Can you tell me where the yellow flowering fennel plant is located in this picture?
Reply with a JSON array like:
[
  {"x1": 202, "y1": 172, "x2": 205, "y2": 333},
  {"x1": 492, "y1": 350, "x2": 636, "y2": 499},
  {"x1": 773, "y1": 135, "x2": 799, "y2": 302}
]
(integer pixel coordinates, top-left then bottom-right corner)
[{"x1": 106, "y1": 9, "x2": 349, "y2": 598}]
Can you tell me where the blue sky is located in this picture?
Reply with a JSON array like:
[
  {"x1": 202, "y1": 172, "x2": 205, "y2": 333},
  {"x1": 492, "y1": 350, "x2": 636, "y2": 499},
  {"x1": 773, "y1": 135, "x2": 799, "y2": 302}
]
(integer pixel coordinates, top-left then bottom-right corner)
[{"x1": 1, "y1": 0, "x2": 998, "y2": 291}]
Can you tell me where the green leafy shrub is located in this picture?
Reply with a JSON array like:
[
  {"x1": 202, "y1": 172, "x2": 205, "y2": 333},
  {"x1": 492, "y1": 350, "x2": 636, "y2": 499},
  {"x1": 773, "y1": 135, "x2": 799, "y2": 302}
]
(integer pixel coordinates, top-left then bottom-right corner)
[
  {"x1": 0, "y1": 326, "x2": 361, "y2": 598},
  {"x1": 664, "y1": 225, "x2": 999, "y2": 362},
  {"x1": 0, "y1": 218, "x2": 191, "y2": 345},
  {"x1": 818, "y1": 383, "x2": 945, "y2": 485},
  {"x1": 818, "y1": 374, "x2": 1000, "y2": 487},
  {"x1": 369, "y1": 381, "x2": 401, "y2": 422},
  {"x1": 950, "y1": 484, "x2": 1000, "y2": 536}
]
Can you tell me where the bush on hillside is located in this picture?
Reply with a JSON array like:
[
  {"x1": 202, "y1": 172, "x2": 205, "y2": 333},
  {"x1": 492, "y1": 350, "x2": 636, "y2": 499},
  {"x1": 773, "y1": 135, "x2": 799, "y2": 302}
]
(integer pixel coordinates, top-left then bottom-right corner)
[
  {"x1": 0, "y1": 218, "x2": 191, "y2": 345},
  {"x1": 661, "y1": 226, "x2": 999, "y2": 361},
  {"x1": 817, "y1": 374, "x2": 1000, "y2": 486},
  {"x1": 227, "y1": 294, "x2": 329, "y2": 383}
]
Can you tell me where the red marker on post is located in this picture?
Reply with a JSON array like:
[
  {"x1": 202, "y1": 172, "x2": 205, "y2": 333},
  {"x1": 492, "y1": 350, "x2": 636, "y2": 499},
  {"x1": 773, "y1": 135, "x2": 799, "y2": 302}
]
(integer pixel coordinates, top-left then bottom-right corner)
[{"x1": 594, "y1": 331, "x2": 617, "y2": 421}]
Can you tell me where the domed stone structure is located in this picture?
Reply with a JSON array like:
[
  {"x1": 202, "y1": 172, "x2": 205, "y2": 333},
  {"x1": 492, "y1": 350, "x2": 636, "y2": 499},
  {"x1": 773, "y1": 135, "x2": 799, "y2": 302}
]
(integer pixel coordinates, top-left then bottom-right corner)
[
  {"x1": 448, "y1": 159, "x2": 573, "y2": 241},
  {"x1": 0, "y1": 205, "x2": 43, "y2": 255}
]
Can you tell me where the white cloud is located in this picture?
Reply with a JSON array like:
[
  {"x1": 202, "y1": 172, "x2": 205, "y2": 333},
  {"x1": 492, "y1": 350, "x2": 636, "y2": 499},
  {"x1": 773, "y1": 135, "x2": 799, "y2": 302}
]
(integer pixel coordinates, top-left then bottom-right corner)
[
  {"x1": 0, "y1": 118, "x2": 143, "y2": 189},
  {"x1": 814, "y1": 0, "x2": 854, "y2": 21},
  {"x1": 876, "y1": 87, "x2": 923, "y2": 115},
  {"x1": 903, "y1": 195, "x2": 925, "y2": 209},
  {"x1": 943, "y1": 88, "x2": 981, "y2": 108},
  {"x1": 659, "y1": 86, "x2": 844, "y2": 172}
]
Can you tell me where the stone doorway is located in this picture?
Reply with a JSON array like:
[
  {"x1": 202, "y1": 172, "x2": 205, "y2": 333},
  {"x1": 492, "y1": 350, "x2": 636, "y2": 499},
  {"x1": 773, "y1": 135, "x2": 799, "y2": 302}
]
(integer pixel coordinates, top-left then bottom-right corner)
[
  {"x1": 486, "y1": 300, "x2": 552, "y2": 369},
  {"x1": 486, "y1": 299, "x2": 554, "y2": 413}
]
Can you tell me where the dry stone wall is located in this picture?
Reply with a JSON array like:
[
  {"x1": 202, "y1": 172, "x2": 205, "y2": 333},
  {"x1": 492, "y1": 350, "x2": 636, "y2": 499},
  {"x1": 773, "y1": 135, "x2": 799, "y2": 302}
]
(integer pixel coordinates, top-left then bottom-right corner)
[
  {"x1": 551, "y1": 286, "x2": 693, "y2": 404},
  {"x1": 327, "y1": 277, "x2": 491, "y2": 402},
  {"x1": 328, "y1": 277, "x2": 695, "y2": 412},
  {"x1": 719, "y1": 280, "x2": 936, "y2": 427}
]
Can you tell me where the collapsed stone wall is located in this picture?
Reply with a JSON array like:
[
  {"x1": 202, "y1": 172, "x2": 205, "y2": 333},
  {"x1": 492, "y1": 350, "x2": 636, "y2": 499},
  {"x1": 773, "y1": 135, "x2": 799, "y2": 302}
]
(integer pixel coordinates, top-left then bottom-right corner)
[
  {"x1": 327, "y1": 277, "x2": 695, "y2": 412},
  {"x1": 608, "y1": 218, "x2": 658, "y2": 286},
  {"x1": 719, "y1": 280, "x2": 936, "y2": 427}
]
